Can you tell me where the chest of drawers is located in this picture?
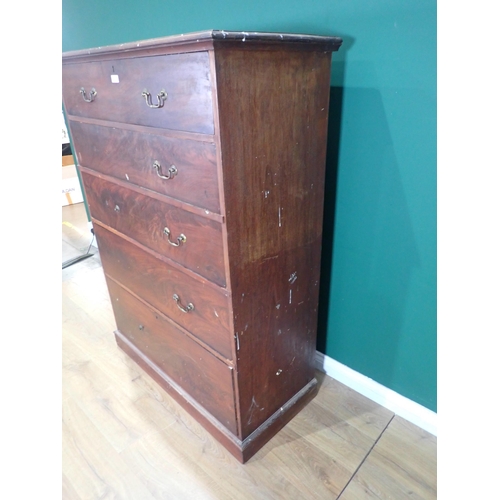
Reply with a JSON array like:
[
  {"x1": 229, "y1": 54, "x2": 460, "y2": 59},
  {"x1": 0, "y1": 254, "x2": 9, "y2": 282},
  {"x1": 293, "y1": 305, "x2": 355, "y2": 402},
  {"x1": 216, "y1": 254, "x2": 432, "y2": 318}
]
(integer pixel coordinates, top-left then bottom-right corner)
[{"x1": 62, "y1": 30, "x2": 342, "y2": 463}]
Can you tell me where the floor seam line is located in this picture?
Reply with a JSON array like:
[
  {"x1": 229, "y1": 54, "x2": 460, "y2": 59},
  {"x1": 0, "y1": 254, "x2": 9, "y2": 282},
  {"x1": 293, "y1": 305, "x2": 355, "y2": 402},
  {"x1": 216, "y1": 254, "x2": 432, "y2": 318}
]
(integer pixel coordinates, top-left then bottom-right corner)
[{"x1": 335, "y1": 413, "x2": 395, "y2": 499}]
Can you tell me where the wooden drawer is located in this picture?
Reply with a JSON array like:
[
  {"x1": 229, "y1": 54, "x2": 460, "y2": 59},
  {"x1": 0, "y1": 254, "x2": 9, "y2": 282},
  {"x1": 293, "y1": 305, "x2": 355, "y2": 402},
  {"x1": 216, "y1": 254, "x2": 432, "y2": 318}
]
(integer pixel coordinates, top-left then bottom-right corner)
[
  {"x1": 62, "y1": 51, "x2": 214, "y2": 135},
  {"x1": 94, "y1": 224, "x2": 233, "y2": 359},
  {"x1": 107, "y1": 279, "x2": 237, "y2": 434},
  {"x1": 70, "y1": 121, "x2": 220, "y2": 213},
  {"x1": 63, "y1": 30, "x2": 342, "y2": 462},
  {"x1": 82, "y1": 172, "x2": 226, "y2": 286}
]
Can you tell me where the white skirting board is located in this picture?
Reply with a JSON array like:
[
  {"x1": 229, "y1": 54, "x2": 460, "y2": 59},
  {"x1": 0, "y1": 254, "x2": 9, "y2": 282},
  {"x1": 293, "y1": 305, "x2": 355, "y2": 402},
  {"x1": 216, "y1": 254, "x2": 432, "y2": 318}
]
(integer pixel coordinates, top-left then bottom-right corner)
[{"x1": 315, "y1": 351, "x2": 437, "y2": 436}]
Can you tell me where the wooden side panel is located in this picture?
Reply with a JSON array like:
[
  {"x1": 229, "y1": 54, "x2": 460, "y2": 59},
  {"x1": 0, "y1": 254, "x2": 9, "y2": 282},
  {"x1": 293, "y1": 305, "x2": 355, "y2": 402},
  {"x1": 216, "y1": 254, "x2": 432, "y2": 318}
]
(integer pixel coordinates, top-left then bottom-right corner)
[
  {"x1": 62, "y1": 52, "x2": 214, "y2": 134},
  {"x1": 93, "y1": 224, "x2": 233, "y2": 360},
  {"x1": 107, "y1": 279, "x2": 237, "y2": 434},
  {"x1": 82, "y1": 172, "x2": 226, "y2": 286},
  {"x1": 69, "y1": 121, "x2": 220, "y2": 213},
  {"x1": 214, "y1": 45, "x2": 333, "y2": 438}
]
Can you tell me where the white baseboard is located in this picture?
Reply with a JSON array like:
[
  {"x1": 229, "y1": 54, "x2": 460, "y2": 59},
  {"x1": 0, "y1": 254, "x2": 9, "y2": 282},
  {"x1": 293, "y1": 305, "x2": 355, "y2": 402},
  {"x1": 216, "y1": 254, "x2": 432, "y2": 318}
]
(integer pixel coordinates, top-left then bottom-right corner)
[{"x1": 315, "y1": 351, "x2": 437, "y2": 436}]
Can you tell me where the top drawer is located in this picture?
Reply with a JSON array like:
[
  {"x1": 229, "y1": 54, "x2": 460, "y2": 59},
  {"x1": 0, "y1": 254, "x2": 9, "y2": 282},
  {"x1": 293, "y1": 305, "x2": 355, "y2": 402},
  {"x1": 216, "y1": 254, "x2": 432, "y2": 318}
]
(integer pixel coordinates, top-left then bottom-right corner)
[{"x1": 62, "y1": 52, "x2": 214, "y2": 135}]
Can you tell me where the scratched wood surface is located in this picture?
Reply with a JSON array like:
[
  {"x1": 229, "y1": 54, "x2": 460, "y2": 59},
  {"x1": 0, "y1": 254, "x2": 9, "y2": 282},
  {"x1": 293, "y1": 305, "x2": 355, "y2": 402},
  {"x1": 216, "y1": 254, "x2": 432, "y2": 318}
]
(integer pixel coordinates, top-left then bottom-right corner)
[
  {"x1": 93, "y1": 223, "x2": 233, "y2": 360},
  {"x1": 105, "y1": 278, "x2": 237, "y2": 434},
  {"x1": 82, "y1": 172, "x2": 226, "y2": 286},
  {"x1": 69, "y1": 121, "x2": 221, "y2": 214},
  {"x1": 62, "y1": 51, "x2": 214, "y2": 134},
  {"x1": 215, "y1": 46, "x2": 333, "y2": 439},
  {"x1": 62, "y1": 204, "x2": 437, "y2": 500},
  {"x1": 64, "y1": 36, "x2": 342, "y2": 460}
]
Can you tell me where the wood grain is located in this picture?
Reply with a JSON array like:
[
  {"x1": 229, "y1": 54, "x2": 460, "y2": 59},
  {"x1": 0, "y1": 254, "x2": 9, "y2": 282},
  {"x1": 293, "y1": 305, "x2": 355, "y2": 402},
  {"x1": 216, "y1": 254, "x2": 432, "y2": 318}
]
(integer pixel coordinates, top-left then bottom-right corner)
[
  {"x1": 339, "y1": 416, "x2": 437, "y2": 499},
  {"x1": 61, "y1": 396, "x2": 158, "y2": 500},
  {"x1": 62, "y1": 236, "x2": 436, "y2": 498},
  {"x1": 69, "y1": 121, "x2": 220, "y2": 213},
  {"x1": 82, "y1": 172, "x2": 226, "y2": 286},
  {"x1": 93, "y1": 224, "x2": 233, "y2": 359},
  {"x1": 107, "y1": 279, "x2": 237, "y2": 433},
  {"x1": 61, "y1": 32, "x2": 436, "y2": 466},
  {"x1": 62, "y1": 51, "x2": 214, "y2": 134},
  {"x1": 214, "y1": 46, "x2": 332, "y2": 438}
]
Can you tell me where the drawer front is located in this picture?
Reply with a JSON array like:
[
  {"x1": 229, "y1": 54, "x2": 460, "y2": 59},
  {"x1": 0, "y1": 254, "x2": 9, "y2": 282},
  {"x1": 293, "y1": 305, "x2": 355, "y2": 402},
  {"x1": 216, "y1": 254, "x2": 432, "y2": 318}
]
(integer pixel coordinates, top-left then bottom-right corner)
[
  {"x1": 62, "y1": 51, "x2": 214, "y2": 134},
  {"x1": 82, "y1": 172, "x2": 226, "y2": 287},
  {"x1": 70, "y1": 121, "x2": 220, "y2": 213},
  {"x1": 107, "y1": 279, "x2": 237, "y2": 434},
  {"x1": 94, "y1": 224, "x2": 232, "y2": 359}
]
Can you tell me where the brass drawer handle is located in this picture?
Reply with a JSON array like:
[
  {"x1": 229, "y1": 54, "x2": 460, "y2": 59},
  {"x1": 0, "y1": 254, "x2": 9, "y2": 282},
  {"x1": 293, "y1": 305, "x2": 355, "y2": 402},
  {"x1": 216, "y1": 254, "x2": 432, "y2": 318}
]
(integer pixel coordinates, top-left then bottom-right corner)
[
  {"x1": 163, "y1": 227, "x2": 186, "y2": 247},
  {"x1": 153, "y1": 160, "x2": 177, "y2": 180},
  {"x1": 173, "y1": 294, "x2": 194, "y2": 313},
  {"x1": 142, "y1": 89, "x2": 167, "y2": 108},
  {"x1": 80, "y1": 87, "x2": 97, "y2": 102}
]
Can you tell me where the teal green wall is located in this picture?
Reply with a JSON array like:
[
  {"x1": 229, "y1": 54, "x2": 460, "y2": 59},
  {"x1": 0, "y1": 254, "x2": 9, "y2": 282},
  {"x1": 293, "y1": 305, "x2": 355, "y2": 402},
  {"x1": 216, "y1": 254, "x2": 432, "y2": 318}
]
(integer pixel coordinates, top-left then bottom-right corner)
[{"x1": 63, "y1": 0, "x2": 436, "y2": 411}]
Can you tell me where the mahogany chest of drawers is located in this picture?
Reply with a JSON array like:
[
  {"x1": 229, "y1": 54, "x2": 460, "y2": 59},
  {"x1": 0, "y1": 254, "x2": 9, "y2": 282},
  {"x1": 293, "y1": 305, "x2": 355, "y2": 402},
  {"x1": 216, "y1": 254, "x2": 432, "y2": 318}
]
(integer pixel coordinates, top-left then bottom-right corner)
[{"x1": 62, "y1": 30, "x2": 342, "y2": 462}]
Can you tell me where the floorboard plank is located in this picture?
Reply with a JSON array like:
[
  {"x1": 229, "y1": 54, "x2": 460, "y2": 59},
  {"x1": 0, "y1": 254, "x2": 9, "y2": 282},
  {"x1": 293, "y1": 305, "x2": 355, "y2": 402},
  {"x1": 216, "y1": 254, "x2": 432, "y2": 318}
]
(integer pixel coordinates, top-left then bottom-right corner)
[
  {"x1": 61, "y1": 203, "x2": 437, "y2": 499},
  {"x1": 339, "y1": 416, "x2": 437, "y2": 500},
  {"x1": 63, "y1": 393, "x2": 157, "y2": 500}
]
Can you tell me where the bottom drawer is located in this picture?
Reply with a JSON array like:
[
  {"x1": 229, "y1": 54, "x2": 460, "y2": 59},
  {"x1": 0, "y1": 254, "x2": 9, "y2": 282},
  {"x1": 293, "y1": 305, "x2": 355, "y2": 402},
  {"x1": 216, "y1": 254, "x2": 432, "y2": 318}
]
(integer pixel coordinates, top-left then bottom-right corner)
[{"x1": 107, "y1": 279, "x2": 237, "y2": 434}]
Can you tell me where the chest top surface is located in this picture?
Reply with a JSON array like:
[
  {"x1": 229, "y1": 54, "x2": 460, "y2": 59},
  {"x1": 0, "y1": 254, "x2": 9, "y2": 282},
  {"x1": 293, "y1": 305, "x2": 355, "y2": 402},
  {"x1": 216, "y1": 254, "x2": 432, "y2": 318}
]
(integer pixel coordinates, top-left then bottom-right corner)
[{"x1": 62, "y1": 29, "x2": 343, "y2": 61}]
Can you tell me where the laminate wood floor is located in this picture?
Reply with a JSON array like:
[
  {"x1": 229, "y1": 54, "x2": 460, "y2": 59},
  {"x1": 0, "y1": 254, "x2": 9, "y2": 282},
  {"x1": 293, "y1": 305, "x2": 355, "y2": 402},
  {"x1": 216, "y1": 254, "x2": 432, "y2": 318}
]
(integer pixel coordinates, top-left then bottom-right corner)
[{"x1": 62, "y1": 204, "x2": 437, "y2": 500}]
